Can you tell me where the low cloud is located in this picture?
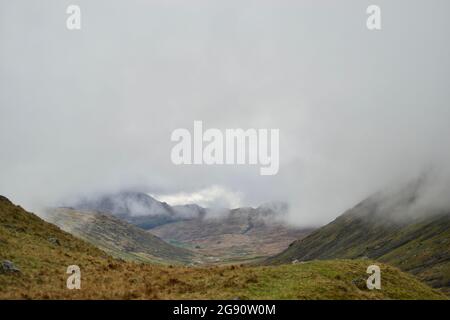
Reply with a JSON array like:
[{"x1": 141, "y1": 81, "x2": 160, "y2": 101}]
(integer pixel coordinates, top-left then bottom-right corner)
[
  {"x1": 152, "y1": 185, "x2": 243, "y2": 209},
  {"x1": 0, "y1": 1, "x2": 449, "y2": 227}
]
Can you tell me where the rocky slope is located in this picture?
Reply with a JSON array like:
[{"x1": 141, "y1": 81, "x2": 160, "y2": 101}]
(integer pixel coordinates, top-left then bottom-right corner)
[{"x1": 45, "y1": 207, "x2": 196, "y2": 265}]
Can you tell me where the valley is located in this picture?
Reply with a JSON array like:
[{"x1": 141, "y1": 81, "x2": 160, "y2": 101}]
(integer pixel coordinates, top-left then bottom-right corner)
[
  {"x1": 67, "y1": 192, "x2": 311, "y2": 264},
  {"x1": 150, "y1": 207, "x2": 312, "y2": 264},
  {"x1": 1, "y1": 188, "x2": 449, "y2": 299},
  {"x1": 0, "y1": 194, "x2": 445, "y2": 299}
]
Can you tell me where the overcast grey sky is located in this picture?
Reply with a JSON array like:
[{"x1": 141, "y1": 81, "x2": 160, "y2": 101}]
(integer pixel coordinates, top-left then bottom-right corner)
[{"x1": 1, "y1": 0, "x2": 450, "y2": 225}]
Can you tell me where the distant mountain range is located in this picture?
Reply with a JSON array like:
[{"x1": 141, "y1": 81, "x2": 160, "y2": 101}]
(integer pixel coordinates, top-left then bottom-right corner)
[
  {"x1": 266, "y1": 182, "x2": 450, "y2": 294},
  {"x1": 72, "y1": 191, "x2": 205, "y2": 229},
  {"x1": 60, "y1": 191, "x2": 310, "y2": 263}
]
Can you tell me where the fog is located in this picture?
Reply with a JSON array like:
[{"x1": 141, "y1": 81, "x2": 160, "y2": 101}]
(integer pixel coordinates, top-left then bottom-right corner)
[{"x1": 1, "y1": 0, "x2": 450, "y2": 226}]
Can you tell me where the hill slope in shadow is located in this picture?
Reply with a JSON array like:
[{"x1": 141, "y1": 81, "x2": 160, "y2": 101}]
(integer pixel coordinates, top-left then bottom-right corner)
[{"x1": 266, "y1": 183, "x2": 450, "y2": 294}]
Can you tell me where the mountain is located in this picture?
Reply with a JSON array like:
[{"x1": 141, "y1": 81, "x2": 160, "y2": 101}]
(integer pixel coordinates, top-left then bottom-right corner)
[
  {"x1": 150, "y1": 206, "x2": 313, "y2": 264},
  {"x1": 123, "y1": 203, "x2": 206, "y2": 230},
  {"x1": 266, "y1": 183, "x2": 450, "y2": 294},
  {"x1": 73, "y1": 191, "x2": 204, "y2": 229},
  {"x1": 0, "y1": 195, "x2": 446, "y2": 299},
  {"x1": 45, "y1": 207, "x2": 196, "y2": 265},
  {"x1": 71, "y1": 191, "x2": 311, "y2": 263}
]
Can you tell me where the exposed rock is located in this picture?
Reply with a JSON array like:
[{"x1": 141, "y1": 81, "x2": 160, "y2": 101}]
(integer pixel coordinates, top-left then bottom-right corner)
[
  {"x1": 1, "y1": 260, "x2": 21, "y2": 274},
  {"x1": 351, "y1": 277, "x2": 367, "y2": 290},
  {"x1": 48, "y1": 237, "x2": 61, "y2": 246}
]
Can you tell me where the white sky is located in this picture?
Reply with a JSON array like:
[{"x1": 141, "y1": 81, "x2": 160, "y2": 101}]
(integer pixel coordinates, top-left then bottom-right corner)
[{"x1": 1, "y1": 0, "x2": 450, "y2": 225}]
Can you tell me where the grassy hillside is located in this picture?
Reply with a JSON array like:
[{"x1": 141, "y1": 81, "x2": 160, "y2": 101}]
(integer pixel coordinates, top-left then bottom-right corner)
[
  {"x1": 1, "y1": 196, "x2": 446, "y2": 299},
  {"x1": 45, "y1": 208, "x2": 196, "y2": 265},
  {"x1": 266, "y1": 195, "x2": 450, "y2": 294}
]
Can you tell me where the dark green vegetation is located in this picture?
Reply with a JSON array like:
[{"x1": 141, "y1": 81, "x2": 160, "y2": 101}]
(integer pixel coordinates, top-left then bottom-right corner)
[
  {"x1": 1, "y1": 195, "x2": 446, "y2": 299},
  {"x1": 267, "y1": 186, "x2": 450, "y2": 294},
  {"x1": 46, "y1": 208, "x2": 196, "y2": 264}
]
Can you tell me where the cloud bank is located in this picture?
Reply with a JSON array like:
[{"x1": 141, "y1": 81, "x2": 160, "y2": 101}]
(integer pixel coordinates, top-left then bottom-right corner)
[
  {"x1": 1, "y1": 0, "x2": 450, "y2": 226},
  {"x1": 152, "y1": 185, "x2": 242, "y2": 209}
]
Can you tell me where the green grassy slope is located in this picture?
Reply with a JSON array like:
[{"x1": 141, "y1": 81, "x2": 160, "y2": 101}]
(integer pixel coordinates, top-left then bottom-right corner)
[
  {"x1": 1, "y1": 195, "x2": 446, "y2": 299},
  {"x1": 266, "y1": 198, "x2": 450, "y2": 294},
  {"x1": 0, "y1": 195, "x2": 111, "y2": 298},
  {"x1": 45, "y1": 208, "x2": 196, "y2": 265}
]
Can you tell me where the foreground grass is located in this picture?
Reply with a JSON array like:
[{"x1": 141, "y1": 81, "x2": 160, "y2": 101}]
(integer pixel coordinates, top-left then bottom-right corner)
[
  {"x1": 0, "y1": 195, "x2": 446, "y2": 300},
  {"x1": 1, "y1": 259, "x2": 446, "y2": 300}
]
